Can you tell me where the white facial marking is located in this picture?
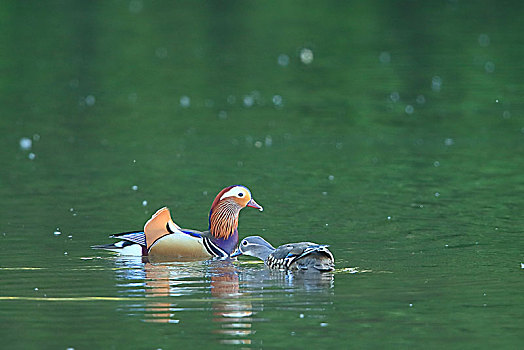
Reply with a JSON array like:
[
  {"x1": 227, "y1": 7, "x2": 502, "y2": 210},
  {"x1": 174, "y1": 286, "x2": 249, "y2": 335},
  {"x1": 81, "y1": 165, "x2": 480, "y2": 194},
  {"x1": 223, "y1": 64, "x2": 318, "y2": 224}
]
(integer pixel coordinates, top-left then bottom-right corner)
[{"x1": 220, "y1": 186, "x2": 250, "y2": 201}]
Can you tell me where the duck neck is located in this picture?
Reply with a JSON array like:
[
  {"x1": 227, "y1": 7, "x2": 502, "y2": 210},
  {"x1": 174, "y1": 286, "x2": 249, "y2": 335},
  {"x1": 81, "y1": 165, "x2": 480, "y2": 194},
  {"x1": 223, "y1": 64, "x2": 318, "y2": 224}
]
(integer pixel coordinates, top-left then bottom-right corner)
[
  {"x1": 211, "y1": 229, "x2": 239, "y2": 255},
  {"x1": 209, "y1": 199, "x2": 240, "y2": 241},
  {"x1": 258, "y1": 247, "x2": 274, "y2": 262}
]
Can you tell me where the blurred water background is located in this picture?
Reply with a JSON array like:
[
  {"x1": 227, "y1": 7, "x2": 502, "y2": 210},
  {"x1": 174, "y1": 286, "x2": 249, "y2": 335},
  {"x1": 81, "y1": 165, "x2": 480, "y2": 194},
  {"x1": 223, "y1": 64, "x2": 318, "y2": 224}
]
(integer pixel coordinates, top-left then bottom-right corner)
[{"x1": 1, "y1": 1, "x2": 523, "y2": 348}]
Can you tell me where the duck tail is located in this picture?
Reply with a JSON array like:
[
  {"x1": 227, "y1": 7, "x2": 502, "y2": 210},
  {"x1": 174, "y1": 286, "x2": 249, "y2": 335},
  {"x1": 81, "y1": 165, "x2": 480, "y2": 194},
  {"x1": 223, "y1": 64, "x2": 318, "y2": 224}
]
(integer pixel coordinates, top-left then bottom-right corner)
[{"x1": 91, "y1": 240, "x2": 146, "y2": 255}]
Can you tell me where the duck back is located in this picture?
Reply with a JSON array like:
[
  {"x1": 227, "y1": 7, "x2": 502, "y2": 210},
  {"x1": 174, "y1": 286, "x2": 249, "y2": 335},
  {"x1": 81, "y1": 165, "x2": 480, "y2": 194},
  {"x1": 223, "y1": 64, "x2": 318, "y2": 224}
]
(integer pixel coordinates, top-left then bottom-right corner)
[{"x1": 268, "y1": 242, "x2": 335, "y2": 272}]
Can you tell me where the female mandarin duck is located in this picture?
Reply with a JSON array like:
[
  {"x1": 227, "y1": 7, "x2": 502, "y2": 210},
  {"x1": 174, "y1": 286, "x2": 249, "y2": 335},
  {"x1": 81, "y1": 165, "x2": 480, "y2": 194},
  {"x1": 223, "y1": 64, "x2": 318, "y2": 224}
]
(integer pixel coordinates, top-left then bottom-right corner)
[
  {"x1": 231, "y1": 236, "x2": 335, "y2": 272},
  {"x1": 93, "y1": 185, "x2": 263, "y2": 261}
]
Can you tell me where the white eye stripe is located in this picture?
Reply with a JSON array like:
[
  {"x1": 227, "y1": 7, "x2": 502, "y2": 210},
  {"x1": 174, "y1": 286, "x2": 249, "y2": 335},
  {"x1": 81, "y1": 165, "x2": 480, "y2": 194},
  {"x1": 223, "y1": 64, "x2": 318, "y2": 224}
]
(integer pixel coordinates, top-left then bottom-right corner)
[{"x1": 220, "y1": 186, "x2": 250, "y2": 200}]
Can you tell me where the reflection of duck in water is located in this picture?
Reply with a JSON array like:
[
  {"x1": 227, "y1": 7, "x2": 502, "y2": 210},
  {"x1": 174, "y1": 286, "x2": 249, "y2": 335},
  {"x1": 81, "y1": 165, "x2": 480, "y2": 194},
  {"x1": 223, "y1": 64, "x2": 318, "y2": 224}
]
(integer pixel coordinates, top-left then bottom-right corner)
[
  {"x1": 232, "y1": 236, "x2": 335, "y2": 272},
  {"x1": 139, "y1": 260, "x2": 253, "y2": 345},
  {"x1": 207, "y1": 261, "x2": 253, "y2": 345},
  {"x1": 93, "y1": 185, "x2": 263, "y2": 262}
]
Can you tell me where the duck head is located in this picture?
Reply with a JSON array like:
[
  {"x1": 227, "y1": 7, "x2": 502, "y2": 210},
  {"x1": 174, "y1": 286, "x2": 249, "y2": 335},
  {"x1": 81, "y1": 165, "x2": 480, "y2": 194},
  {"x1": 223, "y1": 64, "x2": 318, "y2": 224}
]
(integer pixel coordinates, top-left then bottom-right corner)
[
  {"x1": 213, "y1": 185, "x2": 263, "y2": 211},
  {"x1": 209, "y1": 185, "x2": 263, "y2": 240},
  {"x1": 231, "y1": 236, "x2": 275, "y2": 261}
]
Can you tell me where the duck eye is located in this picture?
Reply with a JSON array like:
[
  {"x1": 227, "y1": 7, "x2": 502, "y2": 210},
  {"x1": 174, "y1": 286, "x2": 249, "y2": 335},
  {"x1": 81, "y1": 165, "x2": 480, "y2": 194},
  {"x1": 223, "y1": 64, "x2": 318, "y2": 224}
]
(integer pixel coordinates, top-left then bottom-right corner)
[
  {"x1": 238, "y1": 192, "x2": 244, "y2": 197},
  {"x1": 242, "y1": 240, "x2": 248, "y2": 246}
]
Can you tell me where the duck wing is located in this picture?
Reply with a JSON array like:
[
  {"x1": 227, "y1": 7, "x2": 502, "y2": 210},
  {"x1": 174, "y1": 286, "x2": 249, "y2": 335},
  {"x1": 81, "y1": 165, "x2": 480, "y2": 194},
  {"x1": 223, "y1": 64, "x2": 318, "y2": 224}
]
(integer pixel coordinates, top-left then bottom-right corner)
[
  {"x1": 144, "y1": 208, "x2": 227, "y2": 260},
  {"x1": 271, "y1": 242, "x2": 334, "y2": 272}
]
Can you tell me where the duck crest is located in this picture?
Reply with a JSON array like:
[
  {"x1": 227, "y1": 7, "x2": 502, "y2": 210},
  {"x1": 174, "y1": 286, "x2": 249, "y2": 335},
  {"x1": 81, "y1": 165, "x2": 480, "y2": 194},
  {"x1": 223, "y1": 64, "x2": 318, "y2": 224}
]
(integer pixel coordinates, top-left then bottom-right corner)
[{"x1": 210, "y1": 186, "x2": 235, "y2": 211}]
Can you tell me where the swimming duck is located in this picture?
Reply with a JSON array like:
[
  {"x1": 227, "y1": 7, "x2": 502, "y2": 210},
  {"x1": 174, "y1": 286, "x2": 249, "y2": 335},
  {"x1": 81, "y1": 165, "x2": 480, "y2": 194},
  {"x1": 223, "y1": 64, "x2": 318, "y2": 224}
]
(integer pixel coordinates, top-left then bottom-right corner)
[
  {"x1": 92, "y1": 185, "x2": 263, "y2": 261},
  {"x1": 231, "y1": 236, "x2": 335, "y2": 272}
]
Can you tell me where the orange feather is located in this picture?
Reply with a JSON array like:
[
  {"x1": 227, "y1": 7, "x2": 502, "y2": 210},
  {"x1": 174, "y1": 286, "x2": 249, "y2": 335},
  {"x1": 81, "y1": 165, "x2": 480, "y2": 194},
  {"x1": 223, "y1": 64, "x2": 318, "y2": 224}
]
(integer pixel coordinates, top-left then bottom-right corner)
[{"x1": 144, "y1": 207, "x2": 180, "y2": 249}]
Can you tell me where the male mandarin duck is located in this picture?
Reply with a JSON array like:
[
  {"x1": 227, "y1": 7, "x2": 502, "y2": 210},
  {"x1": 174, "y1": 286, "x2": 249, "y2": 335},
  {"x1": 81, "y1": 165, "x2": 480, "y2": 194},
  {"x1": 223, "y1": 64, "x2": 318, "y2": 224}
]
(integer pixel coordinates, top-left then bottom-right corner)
[
  {"x1": 92, "y1": 185, "x2": 263, "y2": 261},
  {"x1": 231, "y1": 236, "x2": 335, "y2": 272}
]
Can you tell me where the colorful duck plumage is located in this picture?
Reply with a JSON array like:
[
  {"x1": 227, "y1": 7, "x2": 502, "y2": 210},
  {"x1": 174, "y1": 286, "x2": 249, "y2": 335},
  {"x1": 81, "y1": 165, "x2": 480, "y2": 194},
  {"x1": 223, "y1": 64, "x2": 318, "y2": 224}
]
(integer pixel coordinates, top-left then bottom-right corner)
[
  {"x1": 92, "y1": 185, "x2": 263, "y2": 261},
  {"x1": 232, "y1": 236, "x2": 335, "y2": 272}
]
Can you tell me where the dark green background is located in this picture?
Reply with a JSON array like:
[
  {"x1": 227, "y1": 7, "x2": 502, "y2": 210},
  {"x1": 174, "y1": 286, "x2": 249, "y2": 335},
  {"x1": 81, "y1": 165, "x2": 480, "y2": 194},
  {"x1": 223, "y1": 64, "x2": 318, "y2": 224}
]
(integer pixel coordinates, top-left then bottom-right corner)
[{"x1": 1, "y1": 1, "x2": 523, "y2": 348}]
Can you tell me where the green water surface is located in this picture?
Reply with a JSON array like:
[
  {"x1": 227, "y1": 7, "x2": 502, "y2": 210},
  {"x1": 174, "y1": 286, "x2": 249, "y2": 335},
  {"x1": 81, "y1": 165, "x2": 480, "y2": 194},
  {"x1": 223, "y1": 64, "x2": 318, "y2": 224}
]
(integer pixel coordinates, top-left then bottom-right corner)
[{"x1": 1, "y1": 1, "x2": 523, "y2": 349}]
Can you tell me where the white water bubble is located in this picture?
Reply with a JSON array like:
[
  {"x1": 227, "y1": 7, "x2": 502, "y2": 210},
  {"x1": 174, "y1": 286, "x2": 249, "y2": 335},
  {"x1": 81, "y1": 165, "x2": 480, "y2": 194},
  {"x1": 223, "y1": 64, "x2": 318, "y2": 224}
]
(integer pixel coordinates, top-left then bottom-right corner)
[
  {"x1": 64, "y1": 252, "x2": 68, "y2": 255},
  {"x1": 85, "y1": 95, "x2": 96, "y2": 106},
  {"x1": 387, "y1": 216, "x2": 391, "y2": 220},
  {"x1": 218, "y1": 110, "x2": 228, "y2": 120},
  {"x1": 28, "y1": 153, "x2": 36, "y2": 160},
  {"x1": 142, "y1": 200, "x2": 148, "y2": 206},
  {"x1": 444, "y1": 138, "x2": 454, "y2": 146},
  {"x1": 432, "y1": 76, "x2": 442, "y2": 92},
  {"x1": 320, "y1": 322, "x2": 328, "y2": 327},
  {"x1": 180, "y1": 96, "x2": 190, "y2": 108},
  {"x1": 243, "y1": 95, "x2": 254, "y2": 107},
  {"x1": 272, "y1": 95, "x2": 283, "y2": 107},
  {"x1": 433, "y1": 161, "x2": 440, "y2": 167},
  {"x1": 409, "y1": 303, "x2": 413, "y2": 307},
  {"x1": 54, "y1": 230, "x2": 61, "y2": 236},
  {"x1": 478, "y1": 34, "x2": 490, "y2": 47},
  {"x1": 379, "y1": 51, "x2": 391, "y2": 64},
  {"x1": 278, "y1": 54, "x2": 290, "y2": 66},
  {"x1": 322, "y1": 192, "x2": 328, "y2": 196},
  {"x1": 328, "y1": 175, "x2": 334, "y2": 181},
  {"x1": 19, "y1": 137, "x2": 32, "y2": 150},
  {"x1": 132, "y1": 185, "x2": 138, "y2": 191},
  {"x1": 254, "y1": 141, "x2": 263, "y2": 148},
  {"x1": 484, "y1": 61, "x2": 495, "y2": 73},
  {"x1": 435, "y1": 192, "x2": 440, "y2": 197},
  {"x1": 405, "y1": 105, "x2": 414, "y2": 114},
  {"x1": 300, "y1": 48, "x2": 314, "y2": 64},
  {"x1": 265, "y1": 135, "x2": 273, "y2": 147},
  {"x1": 299, "y1": 314, "x2": 304, "y2": 318},
  {"x1": 390, "y1": 92, "x2": 400, "y2": 102},
  {"x1": 227, "y1": 95, "x2": 236, "y2": 105}
]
